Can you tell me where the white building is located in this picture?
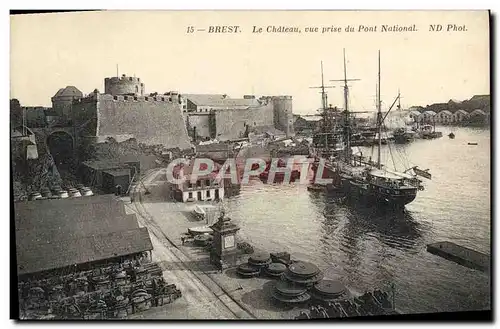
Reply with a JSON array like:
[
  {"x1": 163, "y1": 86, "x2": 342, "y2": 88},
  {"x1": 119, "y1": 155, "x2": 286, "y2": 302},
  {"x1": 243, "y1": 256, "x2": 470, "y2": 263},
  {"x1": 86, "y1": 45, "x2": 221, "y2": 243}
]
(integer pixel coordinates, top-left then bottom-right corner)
[
  {"x1": 419, "y1": 110, "x2": 437, "y2": 123},
  {"x1": 436, "y1": 110, "x2": 453, "y2": 124},
  {"x1": 452, "y1": 109, "x2": 470, "y2": 123},
  {"x1": 173, "y1": 161, "x2": 225, "y2": 202}
]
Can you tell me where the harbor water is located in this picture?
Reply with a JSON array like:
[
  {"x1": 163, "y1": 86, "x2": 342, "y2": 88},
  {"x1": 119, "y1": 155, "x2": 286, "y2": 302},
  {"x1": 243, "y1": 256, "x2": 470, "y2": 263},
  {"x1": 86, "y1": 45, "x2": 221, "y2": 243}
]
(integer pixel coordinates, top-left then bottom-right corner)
[{"x1": 224, "y1": 127, "x2": 491, "y2": 314}]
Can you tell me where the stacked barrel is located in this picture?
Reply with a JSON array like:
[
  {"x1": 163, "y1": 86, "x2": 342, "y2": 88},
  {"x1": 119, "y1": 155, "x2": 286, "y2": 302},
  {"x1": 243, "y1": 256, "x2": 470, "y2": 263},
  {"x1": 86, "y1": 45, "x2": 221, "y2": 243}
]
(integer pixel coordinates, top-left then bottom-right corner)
[
  {"x1": 271, "y1": 261, "x2": 323, "y2": 304},
  {"x1": 237, "y1": 252, "x2": 272, "y2": 278}
]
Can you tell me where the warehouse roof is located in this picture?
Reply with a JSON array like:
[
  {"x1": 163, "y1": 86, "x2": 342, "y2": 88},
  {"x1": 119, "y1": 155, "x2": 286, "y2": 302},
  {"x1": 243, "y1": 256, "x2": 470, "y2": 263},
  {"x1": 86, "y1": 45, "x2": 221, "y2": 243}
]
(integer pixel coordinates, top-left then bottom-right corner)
[
  {"x1": 184, "y1": 94, "x2": 260, "y2": 108},
  {"x1": 15, "y1": 194, "x2": 152, "y2": 276}
]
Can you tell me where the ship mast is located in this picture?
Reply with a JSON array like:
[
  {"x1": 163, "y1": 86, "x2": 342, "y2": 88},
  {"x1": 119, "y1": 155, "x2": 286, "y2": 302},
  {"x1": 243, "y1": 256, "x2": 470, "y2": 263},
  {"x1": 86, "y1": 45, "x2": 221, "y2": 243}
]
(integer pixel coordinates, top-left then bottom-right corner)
[
  {"x1": 309, "y1": 61, "x2": 335, "y2": 111},
  {"x1": 330, "y1": 49, "x2": 360, "y2": 163},
  {"x1": 310, "y1": 61, "x2": 335, "y2": 156},
  {"x1": 377, "y1": 50, "x2": 382, "y2": 169},
  {"x1": 397, "y1": 88, "x2": 401, "y2": 111}
]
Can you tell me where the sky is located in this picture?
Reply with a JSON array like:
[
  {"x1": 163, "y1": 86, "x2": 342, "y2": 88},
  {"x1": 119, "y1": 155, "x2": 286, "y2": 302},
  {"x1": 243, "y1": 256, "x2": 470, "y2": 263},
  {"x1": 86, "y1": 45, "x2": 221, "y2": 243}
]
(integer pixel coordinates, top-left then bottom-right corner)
[{"x1": 10, "y1": 10, "x2": 490, "y2": 114}]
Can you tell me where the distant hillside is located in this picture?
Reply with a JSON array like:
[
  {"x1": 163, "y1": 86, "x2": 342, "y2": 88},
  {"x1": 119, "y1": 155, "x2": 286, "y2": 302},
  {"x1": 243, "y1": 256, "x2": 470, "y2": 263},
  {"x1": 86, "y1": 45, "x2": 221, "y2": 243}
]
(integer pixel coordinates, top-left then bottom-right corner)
[{"x1": 409, "y1": 95, "x2": 490, "y2": 113}]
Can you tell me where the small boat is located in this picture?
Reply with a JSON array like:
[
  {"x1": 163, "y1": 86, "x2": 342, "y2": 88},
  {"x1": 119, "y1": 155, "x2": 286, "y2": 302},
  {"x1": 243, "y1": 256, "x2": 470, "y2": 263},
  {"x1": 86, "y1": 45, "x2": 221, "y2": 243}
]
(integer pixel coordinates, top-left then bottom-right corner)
[
  {"x1": 193, "y1": 205, "x2": 206, "y2": 221},
  {"x1": 448, "y1": 132, "x2": 455, "y2": 139},
  {"x1": 188, "y1": 225, "x2": 213, "y2": 236},
  {"x1": 468, "y1": 142, "x2": 478, "y2": 146},
  {"x1": 412, "y1": 167, "x2": 432, "y2": 180},
  {"x1": 29, "y1": 192, "x2": 42, "y2": 201}
]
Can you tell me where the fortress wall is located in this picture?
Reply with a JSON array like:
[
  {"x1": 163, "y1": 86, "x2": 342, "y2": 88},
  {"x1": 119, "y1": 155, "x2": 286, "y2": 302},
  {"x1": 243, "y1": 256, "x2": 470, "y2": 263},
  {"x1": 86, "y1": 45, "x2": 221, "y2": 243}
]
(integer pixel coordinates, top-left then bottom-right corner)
[
  {"x1": 187, "y1": 114, "x2": 211, "y2": 138},
  {"x1": 214, "y1": 104, "x2": 274, "y2": 141},
  {"x1": 272, "y1": 96, "x2": 294, "y2": 137},
  {"x1": 96, "y1": 96, "x2": 191, "y2": 150}
]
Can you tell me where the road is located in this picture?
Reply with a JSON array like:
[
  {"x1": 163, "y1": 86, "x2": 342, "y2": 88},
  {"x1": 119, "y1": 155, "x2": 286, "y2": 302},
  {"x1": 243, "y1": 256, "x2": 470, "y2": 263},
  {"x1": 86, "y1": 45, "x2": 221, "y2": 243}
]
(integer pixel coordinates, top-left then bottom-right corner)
[{"x1": 125, "y1": 168, "x2": 253, "y2": 319}]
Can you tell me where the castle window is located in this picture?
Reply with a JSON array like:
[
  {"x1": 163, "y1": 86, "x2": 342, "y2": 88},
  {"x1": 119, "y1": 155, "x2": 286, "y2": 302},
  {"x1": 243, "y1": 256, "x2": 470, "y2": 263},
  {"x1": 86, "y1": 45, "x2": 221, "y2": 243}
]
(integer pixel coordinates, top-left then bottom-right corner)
[
  {"x1": 162, "y1": 97, "x2": 165, "y2": 101},
  {"x1": 134, "y1": 97, "x2": 138, "y2": 101},
  {"x1": 129, "y1": 77, "x2": 133, "y2": 81},
  {"x1": 169, "y1": 97, "x2": 172, "y2": 102},
  {"x1": 145, "y1": 97, "x2": 149, "y2": 101},
  {"x1": 114, "y1": 96, "x2": 118, "y2": 100},
  {"x1": 135, "y1": 86, "x2": 139, "y2": 93}
]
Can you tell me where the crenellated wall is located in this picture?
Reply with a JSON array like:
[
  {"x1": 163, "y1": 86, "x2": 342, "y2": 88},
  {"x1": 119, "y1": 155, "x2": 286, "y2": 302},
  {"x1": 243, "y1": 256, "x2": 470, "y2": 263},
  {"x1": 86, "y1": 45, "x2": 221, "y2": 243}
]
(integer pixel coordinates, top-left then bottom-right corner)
[
  {"x1": 213, "y1": 104, "x2": 274, "y2": 140},
  {"x1": 104, "y1": 75, "x2": 145, "y2": 96},
  {"x1": 96, "y1": 94, "x2": 190, "y2": 149}
]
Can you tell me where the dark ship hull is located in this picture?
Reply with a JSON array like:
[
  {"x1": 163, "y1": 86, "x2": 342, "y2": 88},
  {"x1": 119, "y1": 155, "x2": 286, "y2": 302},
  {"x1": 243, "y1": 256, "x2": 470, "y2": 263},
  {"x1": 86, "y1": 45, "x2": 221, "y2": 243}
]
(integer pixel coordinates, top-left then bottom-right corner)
[
  {"x1": 393, "y1": 134, "x2": 413, "y2": 144},
  {"x1": 343, "y1": 179, "x2": 418, "y2": 208}
]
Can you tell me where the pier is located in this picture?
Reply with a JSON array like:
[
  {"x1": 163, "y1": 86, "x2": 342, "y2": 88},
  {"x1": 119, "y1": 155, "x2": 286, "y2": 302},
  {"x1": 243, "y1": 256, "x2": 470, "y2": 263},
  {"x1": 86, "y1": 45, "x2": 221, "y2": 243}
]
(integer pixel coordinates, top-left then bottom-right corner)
[{"x1": 426, "y1": 241, "x2": 490, "y2": 273}]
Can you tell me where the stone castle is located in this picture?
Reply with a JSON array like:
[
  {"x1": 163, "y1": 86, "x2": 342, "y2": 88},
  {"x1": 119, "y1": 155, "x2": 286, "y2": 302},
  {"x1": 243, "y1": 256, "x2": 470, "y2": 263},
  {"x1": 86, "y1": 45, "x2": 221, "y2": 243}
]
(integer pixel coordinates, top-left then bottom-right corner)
[{"x1": 15, "y1": 74, "x2": 295, "y2": 160}]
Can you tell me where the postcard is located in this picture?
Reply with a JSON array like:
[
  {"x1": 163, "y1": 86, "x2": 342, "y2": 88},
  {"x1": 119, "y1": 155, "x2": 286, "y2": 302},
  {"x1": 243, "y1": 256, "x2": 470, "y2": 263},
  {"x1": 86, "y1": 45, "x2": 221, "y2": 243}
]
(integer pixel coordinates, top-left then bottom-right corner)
[{"x1": 10, "y1": 10, "x2": 491, "y2": 321}]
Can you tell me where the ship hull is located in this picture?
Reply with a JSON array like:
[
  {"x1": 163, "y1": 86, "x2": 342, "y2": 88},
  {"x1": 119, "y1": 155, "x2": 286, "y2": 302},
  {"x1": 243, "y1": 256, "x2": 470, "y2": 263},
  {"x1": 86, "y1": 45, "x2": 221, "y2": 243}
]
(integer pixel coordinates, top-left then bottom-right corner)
[{"x1": 345, "y1": 180, "x2": 417, "y2": 208}]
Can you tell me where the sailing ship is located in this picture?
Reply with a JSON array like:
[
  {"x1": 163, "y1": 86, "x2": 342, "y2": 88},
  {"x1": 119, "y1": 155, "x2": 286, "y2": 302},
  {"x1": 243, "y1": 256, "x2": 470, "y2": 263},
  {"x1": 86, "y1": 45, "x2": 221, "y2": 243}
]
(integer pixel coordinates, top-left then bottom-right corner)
[
  {"x1": 309, "y1": 61, "x2": 345, "y2": 160},
  {"x1": 391, "y1": 92, "x2": 416, "y2": 144},
  {"x1": 313, "y1": 49, "x2": 430, "y2": 209}
]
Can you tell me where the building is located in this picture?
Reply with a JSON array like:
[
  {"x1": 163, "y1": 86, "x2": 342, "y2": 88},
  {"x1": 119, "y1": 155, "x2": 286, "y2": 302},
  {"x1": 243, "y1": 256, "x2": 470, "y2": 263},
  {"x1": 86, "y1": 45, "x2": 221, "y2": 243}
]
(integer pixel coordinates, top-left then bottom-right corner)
[
  {"x1": 409, "y1": 110, "x2": 422, "y2": 122},
  {"x1": 452, "y1": 109, "x2": 470, "y2": 123},
  {"x1": 104, "y1": 74, "x2": 145, "y2": 96},
  {"x1": 183, "y1": 94, "x2": 260, "y2": 112},
  {"x1": 14, "y1": 195, "x2": 185, "y2": 320},
  {"x1": 15, "y1": 194, "x2": 153, "y2": 279},
  {"x1": 468, "y1": 109, "x2": 489, "y2": 125},
  {"x1": 419, "y1": 110, "x2": 437, "y2": 124},
  {"x1": 436, "y1": 110, "x2": 453, "y2": 124},
  {"x1": 172, "y1": 161, "x2": 225, "y2": 202},
  {"x1": 21, "y1": 106, "x2": 50, "y2": 128},
  {"x1": 293, "y1": 115, "x2": 322, "y2": 135},
  {"x1": 51, "y1": 86, "x2": 83, "y2": 124},
  {"x1": 71, "y1": 76, "x2": 192, "y2": 152},
  {"x1": 182, "y1": 94, "x2": 294, "y2": 141}
]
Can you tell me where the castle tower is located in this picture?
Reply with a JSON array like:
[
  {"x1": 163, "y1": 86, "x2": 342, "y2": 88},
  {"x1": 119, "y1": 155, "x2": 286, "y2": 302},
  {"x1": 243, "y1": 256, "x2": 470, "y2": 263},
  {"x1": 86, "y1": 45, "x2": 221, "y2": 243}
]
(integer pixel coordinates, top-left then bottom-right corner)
[
  {"x1": 51, "y1": 86, "x2": 83, "y2": 123},
  {"x1": 272, "y1": 96, "x2": 294, "y2": 137},
  {"x1": 104, "y1": 74, "x2": 145, "y2": 96}
]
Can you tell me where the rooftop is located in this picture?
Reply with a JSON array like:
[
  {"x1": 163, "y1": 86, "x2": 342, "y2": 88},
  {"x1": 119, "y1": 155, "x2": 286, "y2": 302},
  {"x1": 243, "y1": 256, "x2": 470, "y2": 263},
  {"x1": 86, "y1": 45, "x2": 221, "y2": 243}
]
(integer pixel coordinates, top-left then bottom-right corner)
[
  {"x1": 15, "y1": 194, "x2": 153, "y2": 276},
  {"x1": 184, "y1": 94, "x2": 260, "y2": 108},
  {"x1": 103, "y1": 168, "x2": 132, "y2": 177},
  {"x1": 53, "y1": 86, "x2": 83, "y2": 99}
]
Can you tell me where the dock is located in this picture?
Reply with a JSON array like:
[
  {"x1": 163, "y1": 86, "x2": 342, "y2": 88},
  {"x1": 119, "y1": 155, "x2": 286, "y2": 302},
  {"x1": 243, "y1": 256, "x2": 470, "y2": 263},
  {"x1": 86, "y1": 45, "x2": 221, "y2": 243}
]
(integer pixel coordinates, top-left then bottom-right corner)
[{"x1": 427, "y1": 241, "x2": 490, "y2": 273}]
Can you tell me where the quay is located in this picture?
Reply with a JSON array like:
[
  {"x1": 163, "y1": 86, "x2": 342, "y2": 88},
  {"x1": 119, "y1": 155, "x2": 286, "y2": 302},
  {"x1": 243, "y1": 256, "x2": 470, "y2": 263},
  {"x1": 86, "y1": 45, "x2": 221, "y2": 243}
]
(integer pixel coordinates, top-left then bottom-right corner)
[
  {"x1": 426, "y1": 241, "x2": 490, "y2": 273},
  {"x1": 122, "y1": 168, "x2": 397, "y2": 319}
]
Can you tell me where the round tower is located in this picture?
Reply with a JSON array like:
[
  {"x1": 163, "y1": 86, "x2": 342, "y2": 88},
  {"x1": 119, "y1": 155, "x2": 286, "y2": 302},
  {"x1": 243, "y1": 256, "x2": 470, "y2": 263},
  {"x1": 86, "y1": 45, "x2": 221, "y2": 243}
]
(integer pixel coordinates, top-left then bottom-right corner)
[
  {"x1": 272, "y1": 96, "x2": 294, "y2": 137},
  {"x1": 104, "y1": 74, "x2": 145, "y2": 96}
]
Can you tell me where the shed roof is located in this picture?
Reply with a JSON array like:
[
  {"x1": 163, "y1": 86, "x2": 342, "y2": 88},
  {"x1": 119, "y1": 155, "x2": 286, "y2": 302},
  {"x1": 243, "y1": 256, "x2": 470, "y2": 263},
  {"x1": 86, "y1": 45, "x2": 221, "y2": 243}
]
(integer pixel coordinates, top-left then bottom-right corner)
[
  {"x1": 82, "y1": 160, "x2": 125, "y2": 170},
  {"x1": 438, "y1": 110, "x2": 453, "y2": 115},
  {"x1": 15, "y1": 194, "x2": 152, "y2": 275}
]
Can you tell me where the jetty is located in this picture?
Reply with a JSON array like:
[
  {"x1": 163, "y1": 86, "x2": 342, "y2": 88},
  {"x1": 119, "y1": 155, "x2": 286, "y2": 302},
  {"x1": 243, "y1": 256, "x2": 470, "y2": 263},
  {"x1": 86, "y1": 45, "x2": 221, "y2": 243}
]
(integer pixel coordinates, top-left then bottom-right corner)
[{"x1": 426, "y1": 241, "x2": 490, "y2": 273}]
